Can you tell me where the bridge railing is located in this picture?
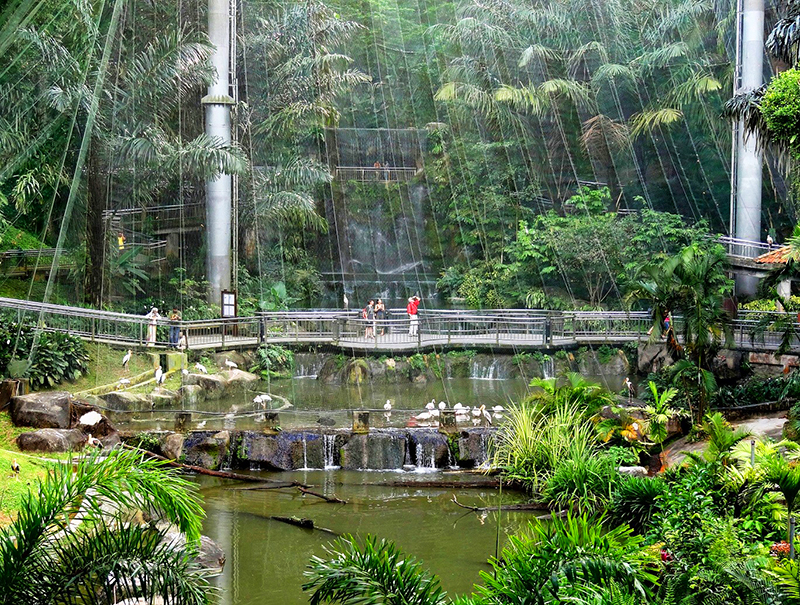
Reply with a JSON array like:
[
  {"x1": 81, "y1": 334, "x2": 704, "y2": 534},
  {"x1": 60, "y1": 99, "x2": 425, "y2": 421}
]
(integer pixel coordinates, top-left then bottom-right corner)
[{"x1": 717, "y1": 235, "x2": 772, "y2": 259}]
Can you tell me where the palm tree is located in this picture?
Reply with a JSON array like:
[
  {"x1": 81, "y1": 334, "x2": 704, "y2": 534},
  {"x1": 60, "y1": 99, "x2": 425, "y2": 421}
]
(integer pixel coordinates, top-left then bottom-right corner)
[
  {"x1": 0, "y1": 449, "x2": 212, "y2": 604},
  {"x1": 626, "y1": 243, "x2": 733, "y2": 422}
]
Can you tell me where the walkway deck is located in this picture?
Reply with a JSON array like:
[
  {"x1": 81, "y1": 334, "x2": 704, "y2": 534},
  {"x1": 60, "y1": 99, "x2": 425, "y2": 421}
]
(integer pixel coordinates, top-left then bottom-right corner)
[{"x1": 0, "y1": 297, "x2": 798, "y2": 355}]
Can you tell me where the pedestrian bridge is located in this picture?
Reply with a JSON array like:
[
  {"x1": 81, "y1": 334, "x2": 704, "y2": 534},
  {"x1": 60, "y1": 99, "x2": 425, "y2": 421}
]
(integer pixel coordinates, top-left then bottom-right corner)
[{"x1": 0, "y1": 297, "x2": 797, "y2": 355}]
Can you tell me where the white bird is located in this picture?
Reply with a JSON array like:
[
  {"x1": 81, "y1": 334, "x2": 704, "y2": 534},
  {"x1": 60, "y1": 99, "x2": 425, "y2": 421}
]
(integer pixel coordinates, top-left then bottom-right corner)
[
  {"x1": 430, "y1": 409, "x2": 440, "y2": 418},
  {"x1": 182, "y1": 369, "x2": 189, "y2": 377},
  {"x1": 86, "y1": 435, "x2": 103, "y2": 449},
  {"x1": 492, "y1": 405, "x2": 504, "y2": 413},
  {"x1": 438, "y1": 401, "x2": 447, "y2": 410},
  {"x1": 11, "y1": 458, "x2": 20, "y2": 478},
  {"x1": 425, "y1": 401, "x2": 435, "y2": 410},
  {"x1": 154, "y1": 366, "x2": 164, "y2": 385},
  {"x1": 415, "y1": 411, "x2": 432, "y2": 421},
  {"x1": 122, "y1": 350, "x2": 132, "y2": 368},
  {"x1": 480, "y1": 405, "x2": 492, "y2": 426},
  {"x1": 225, "y1": 359, "x2": 238, "y2": 369},
  {"x1": 194, "y1": 363, "x2": 208, "y2": 374},
  {"x1": 196, "y1": 420, "x2": 207, "y2": 429},
  {"x1": 453, "y1": 402, "x2": 464, "y2": 411},
  {"x1": 384, "y1": 400, "x2": 392, "y2": 412},
  {"x1": 79, "y1": 411, "x2": 102, "y2": 426},
  {"x1": 343, "y1": 293, "x2": 349, "y2": 309},
  {"x1": 767, "y1": 234, "x2": 774, "y2": 247},
  {"x1": 471, "y1": 406, "x2": 481, "y2": 417},
  {"x1": 118, "y1": 378, "x2": 131, "y2": 386}
]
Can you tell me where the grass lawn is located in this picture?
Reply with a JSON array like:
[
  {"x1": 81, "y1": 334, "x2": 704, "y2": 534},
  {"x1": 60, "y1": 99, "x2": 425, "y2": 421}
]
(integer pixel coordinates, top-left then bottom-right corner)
[{"x1": 0, "y1": 412, "x2": 51, "y2": 524}]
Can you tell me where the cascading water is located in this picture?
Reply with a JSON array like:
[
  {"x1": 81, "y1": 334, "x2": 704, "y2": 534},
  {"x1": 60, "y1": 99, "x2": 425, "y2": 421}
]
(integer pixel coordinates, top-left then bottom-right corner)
[
  {"x1": 470, "y1": 358, "x2": 501, "y2": 380},
  {"x1": 300, "y1": 433, "x2": 310, "y2": 470},
  {"x1": 323, "y1": 434, "x2": 339, "y2": 469},
  {"x1": 541, "y1": 356, "x2": 555, "y2": 379},
  {"x1": 415, "y1": 441, "x2": 437, "y2": 471},
  {"x1": 293, "y1": 353, "x2": 325, "y2": 379}
]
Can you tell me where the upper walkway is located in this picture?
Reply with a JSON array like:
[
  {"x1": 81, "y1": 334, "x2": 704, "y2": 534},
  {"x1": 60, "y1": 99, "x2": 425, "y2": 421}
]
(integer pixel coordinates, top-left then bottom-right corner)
[{"x1": 0, "y1": 297, "x2": 797, "y2": 355}]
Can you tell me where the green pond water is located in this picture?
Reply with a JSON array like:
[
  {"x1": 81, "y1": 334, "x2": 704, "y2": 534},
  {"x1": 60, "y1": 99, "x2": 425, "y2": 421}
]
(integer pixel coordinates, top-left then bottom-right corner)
[
  {"x1": 123, "y1": 373, "x2": 625, "y2": 431},
  {"x1": 199, "y1": 470, "x2": 540, "y2": 605}
]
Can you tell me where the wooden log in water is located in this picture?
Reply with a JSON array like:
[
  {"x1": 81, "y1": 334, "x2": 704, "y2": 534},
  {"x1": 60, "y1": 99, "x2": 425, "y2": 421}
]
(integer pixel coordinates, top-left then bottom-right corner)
[
  {"x1": 451, "y1": 495, "x2": 560, "y2": 516},
  {"x1": 298, "y1": 486, "x2": 346, "y2": 503},
  {"x1": 270, "y1": 515, "x2": 338, "y2": 535}
]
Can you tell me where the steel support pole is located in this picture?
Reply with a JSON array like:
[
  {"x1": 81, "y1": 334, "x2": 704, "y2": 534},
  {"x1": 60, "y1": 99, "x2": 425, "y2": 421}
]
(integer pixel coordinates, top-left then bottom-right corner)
[
  {"x1": 734, "y1": 0, "x2": 765, "y2": 296},
  {"x1": 204, "y1": 0, "x2": 234, "y2": 305}
]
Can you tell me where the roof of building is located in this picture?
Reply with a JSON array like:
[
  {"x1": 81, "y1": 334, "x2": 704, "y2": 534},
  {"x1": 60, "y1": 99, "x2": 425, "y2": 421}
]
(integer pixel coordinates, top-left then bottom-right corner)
[{"x1": 754, "y1": 245, "x2": 793, "y2": 264}]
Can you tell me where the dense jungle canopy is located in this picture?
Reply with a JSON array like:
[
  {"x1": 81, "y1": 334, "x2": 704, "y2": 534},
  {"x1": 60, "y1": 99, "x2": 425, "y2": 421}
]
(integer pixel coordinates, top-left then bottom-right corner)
[{"x1": 0, "y1": 0, "x2": 795, "y2": 312}]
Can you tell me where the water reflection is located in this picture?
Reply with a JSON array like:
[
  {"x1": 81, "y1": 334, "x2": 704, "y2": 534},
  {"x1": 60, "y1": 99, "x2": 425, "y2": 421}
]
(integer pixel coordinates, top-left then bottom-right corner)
[{"x1": 199, "y1": 470, "x2": 540, "y2": 605}]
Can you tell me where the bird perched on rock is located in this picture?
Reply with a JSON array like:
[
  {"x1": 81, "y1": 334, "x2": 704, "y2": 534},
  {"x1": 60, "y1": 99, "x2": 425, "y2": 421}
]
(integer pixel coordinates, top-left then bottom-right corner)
[
  {"x1": 118, "y1": 378, "x2": 131, "y2": 389},
  {"x1": 122, "y1": 350, "x2": 132, "y2": 368},
  {"x1": 194, "y1": 362, "x2": 208, "y2": 374},
  {"x1": 11, "y1": 459, "x2": 20, "y2": 478},
  {"x1": 225, "y1": 359, "x2": 238, "y2": 369},
  {"x1": 182, "y1": 369, "x2": 189, "y2": 377},
  {"x1": 86, "y1": 435, "x2": 103, "y2": 449},
  {"x1": 154, "y1": 365, "x2": 165, "y2": 386}
]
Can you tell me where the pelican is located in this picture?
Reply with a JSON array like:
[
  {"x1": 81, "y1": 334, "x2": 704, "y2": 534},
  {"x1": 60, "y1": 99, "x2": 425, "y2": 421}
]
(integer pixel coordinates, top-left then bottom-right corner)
[
  {"x1": 415, "y1": 411, "x2": 433, "y2": 421},
  {"x1": 425, "y1": 401, "x2": 435, "y2": 411},
  {"x1": 194, "y1": 363, "x2": 208, "y2": 374},
  {"x1": 225, "y1": 359, "x2": 238, "y2": 369},
  {"x1": 79, "y1": 411, "x2": 102, "y2": 426},
  {"x1": 453, "y1": 402, "x2": 464, "y2": 411},
  {"x1": 11, "y1": 459, "x2": 20, "y2": 478},
  {"x1": 384, "y1": 400, "x2": 392, "y2": 412},
  {"x1": 122, "y1": 350, "x2": 132, "y2": 368},
  {"x1": 471, "y1": 406, "x2": 481, "y2": 417},
  {"x1": 438, "y1": 401, "x2": 447, "y2": 410},
  {"x1": 491, "y1": 405, "x2": 504, "y2": 413},
  {"x1": 480, "y1": 405, "x2": 492, "y2": 426},
  {"x1": 154, "y1": 366, "x2": 164, "y2": 385}
]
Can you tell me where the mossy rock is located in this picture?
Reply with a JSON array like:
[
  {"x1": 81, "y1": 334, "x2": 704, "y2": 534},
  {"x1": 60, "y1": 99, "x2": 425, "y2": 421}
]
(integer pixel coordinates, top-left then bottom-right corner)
[{"x1": 342, "y1": 359, "x2": 370, "y2": 385}]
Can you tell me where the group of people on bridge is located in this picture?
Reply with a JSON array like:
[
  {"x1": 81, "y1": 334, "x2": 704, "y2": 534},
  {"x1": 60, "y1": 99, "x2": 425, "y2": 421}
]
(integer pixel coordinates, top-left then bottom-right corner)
[{"x1": 361, "y1": 295, "x2": 420, "y2": 338}]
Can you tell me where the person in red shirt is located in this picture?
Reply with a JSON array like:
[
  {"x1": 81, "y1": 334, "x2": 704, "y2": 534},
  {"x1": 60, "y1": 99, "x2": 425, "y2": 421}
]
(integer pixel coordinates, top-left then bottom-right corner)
[{"x1": 407, "y1": 296, "x2": 420, "y2": 336}]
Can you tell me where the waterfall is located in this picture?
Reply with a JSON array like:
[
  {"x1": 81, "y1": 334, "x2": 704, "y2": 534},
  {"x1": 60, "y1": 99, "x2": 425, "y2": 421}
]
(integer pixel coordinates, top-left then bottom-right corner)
[
  {"x1": 300, "y1": 433, "x2": 309, "y2": 470},
  {"x1": 414, "y1": 441, "x2": 437, "y2": 470},
  {"x1": 542, "y1": 356, "x2": 554, "y2": 379},
  {"x1": 294, "y1": 353, "x2": 325, "y2": 379},
  {"x1": 323, "y1": 434, "x2": 339, "y2": 469},
  {"x1": 477, "y1": 433, "x2": 490, "y2": 468},
  {"x1": 470, "y1": 357, "x2": 501, "y2": 380}
]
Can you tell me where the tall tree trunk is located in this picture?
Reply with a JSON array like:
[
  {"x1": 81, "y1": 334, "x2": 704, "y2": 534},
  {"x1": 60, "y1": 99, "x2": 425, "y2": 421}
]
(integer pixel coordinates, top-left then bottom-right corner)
[{"x1": 85, "y1": 143, "x2": 106, "y2": 307}]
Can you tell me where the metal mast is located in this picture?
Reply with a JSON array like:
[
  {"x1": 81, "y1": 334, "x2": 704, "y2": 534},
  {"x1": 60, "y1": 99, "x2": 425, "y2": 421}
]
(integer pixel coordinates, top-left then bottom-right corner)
[
  {"x1": 732, "y1": 0, "x2": 765, "y2": 295},
  {"x1": 203, "y1": 0, "x2": 235, "y2": 304}
]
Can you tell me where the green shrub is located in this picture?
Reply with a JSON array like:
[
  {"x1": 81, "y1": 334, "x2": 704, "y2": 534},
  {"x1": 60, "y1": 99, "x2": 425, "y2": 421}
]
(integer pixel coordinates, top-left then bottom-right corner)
[
  {"x1": 541, "y1": 448, "x2": 620, "y2": 510},
  {"x1": 609, "y1": 476, "x2": 667, "y2": 534},
  {"x1": 0, "y1": 322, "x2": 89, "y2": 389},
  {"x1": 250, "y1": 344, "x2": 294, "y2": 379},
  {"x1": 762, "y1": 68, "x2": 800, "y2": 155}
]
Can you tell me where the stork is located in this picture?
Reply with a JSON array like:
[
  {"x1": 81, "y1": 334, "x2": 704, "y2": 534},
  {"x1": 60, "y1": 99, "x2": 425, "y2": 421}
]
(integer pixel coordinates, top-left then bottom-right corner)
[{"x1": 122, "y1": 350, "x2": 132, "y2": 368}]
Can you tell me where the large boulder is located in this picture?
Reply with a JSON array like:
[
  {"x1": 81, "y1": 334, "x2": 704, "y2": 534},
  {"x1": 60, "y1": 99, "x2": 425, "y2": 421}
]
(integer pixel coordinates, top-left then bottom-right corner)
[
  {"x1": 184, "y1": 373, "x2": 227, "y2": 400},
  {"x1": 214, "y1": 351, "x2": 248, "y2": 370},
  {"x1": 150, "y1": 389, "x2": 179, "y2": 409},
  {"x1": 456, "y1": 429, "x2": 494, "y2": 468},
  {"x1": 17, "y1": 428, "x2": 86, "y2": 452},
  {"x1": 637, "y1": 343, "x2": 675, "y2": 374},
  {"x1": 221, "y1": 369, "x2": 260, "y2": 390},
  {"x1": 183, "y1": 431, "x2": 231, "y2": 469},
  {"x1": 341, "y1": 430, "x2": 406, "y2": 470},
  {"x1": 161, "y1": 433, "x2": 185, "y2": 460},
  {"x1": 99, "y1": 391, "x2": 150, "y2": 412},
  {"x1": 177, "y1": 385, "x2": 204, "y2": 407},
  {"x1": 408, "y1": 430, "x2": 451, "y2": 469},
  {"x1": 237, "y1": 431, "x2": 325, "y2": 470},
  {"x1": 11, "y1": 391, "x2": 71, "y2": 428}
]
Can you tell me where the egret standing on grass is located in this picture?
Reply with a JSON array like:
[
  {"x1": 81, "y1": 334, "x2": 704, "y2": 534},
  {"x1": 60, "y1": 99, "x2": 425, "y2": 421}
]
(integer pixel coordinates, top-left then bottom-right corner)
[
  {"x1": 122, "y1": 350, "x2": 132, "y2": 369},
  {"x1": 11, "y1": 458, "x2": 20, "y2": 478}
]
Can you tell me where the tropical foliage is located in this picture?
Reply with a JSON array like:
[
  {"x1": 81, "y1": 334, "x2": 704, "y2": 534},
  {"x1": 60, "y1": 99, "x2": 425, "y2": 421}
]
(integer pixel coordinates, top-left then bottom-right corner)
[{"x1": 0, "y1": 449, "x2": 212, "y2": 604}]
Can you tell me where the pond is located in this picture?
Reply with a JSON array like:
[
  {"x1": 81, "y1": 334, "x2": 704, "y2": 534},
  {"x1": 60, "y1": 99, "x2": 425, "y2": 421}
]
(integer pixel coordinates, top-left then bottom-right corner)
[{"x1": 199, "y1": 470, "x2": 541, "y2": 605}]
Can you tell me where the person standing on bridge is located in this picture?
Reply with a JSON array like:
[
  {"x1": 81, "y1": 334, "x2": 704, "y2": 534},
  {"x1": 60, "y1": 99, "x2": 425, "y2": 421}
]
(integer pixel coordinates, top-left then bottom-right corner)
[
  {"x1": 363, "y1": 300, "x2": 375, "y2": 339},
  {"x1": 375, "y1": 299, "x2": 386, "y2": 336},
  {"x1": 168, "y1": 307, "x2": 181, "y2": 348},
  {"x1": 407, "y1": 296, "x2": 420, "y2": 337},
  {"x1": 146, "y1": 307, "x2": 160, "y2": 347}
]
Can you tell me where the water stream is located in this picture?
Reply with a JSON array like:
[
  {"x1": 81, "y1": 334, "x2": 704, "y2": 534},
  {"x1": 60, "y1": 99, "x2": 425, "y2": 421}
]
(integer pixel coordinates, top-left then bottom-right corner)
[{"x1": 199, "y1": 470, "x2": 539, "y2": 605}]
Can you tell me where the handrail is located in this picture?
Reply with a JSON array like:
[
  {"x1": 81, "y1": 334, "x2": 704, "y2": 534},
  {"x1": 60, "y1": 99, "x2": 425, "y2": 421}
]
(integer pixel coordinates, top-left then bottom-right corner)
[{"x1": 0, "y1": 296, "x2": 797, "y2": 353}]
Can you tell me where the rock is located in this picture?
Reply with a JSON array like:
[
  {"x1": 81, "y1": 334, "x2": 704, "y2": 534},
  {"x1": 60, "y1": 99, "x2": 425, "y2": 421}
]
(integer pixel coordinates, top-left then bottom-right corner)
[
  {"x1": 184, "y1": 373, "x2": 227, "y2": 400},
  {"x1": 342, "y1": 359, "x2": 370, "y2": 384},
  {"x1": 221, "y1": 368, "x2": 260, "y2": 390},
  {"x1": 17, "y1": 428, "x2": 86, "y2": 452},
  {"x1": 183, "y1": 431, "x2": 231, "y2": 469},
  {"x1": 178, "y1": 385, "x2": 204, "y2": 406},
  {"x1": 637, "y1": 343, "x2": 674, "y2": 374},
  {"x1": 196, "y1": 535, "x2": 226, "y2": 571},
  {"x1": 101, "y1": 432, "x2": 121, "y2": 449},
  {"x1": 341, "y1": 430, "x2": 406, "y2": 470},
  {"x1": 408, "y1": 430, "x2": 451, "y2": 468},
  {"x1": 237, "y1": 431, "x2": 326, "y2": 470},
  {"x1": 11, "y1": 391, "x2": 71, "y2": 428},
  {"x1": 712, "y1": 349, "x2": 744, "y2": 381},
  {"x1": 99, "y1": 390, "x2": 150, "y2": 412},
  {"x1": 618, "y1": 466, "x2": 648, "y2": 478},
  {"x1": 161, "y1": 433, "x2": 185, "y2": 460},
  {"x1": 150, "y1": 389, "x2": 179, "y2": 409},
  {"x1": 456, "y1": 429, "x2": 494, "y2": 468},
  {"x1": 71, "y1": 400, "x2": 117, "y2": 437},
  {"x1": 214, "y1": 351, "x2": 248, "y2": 369}
]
